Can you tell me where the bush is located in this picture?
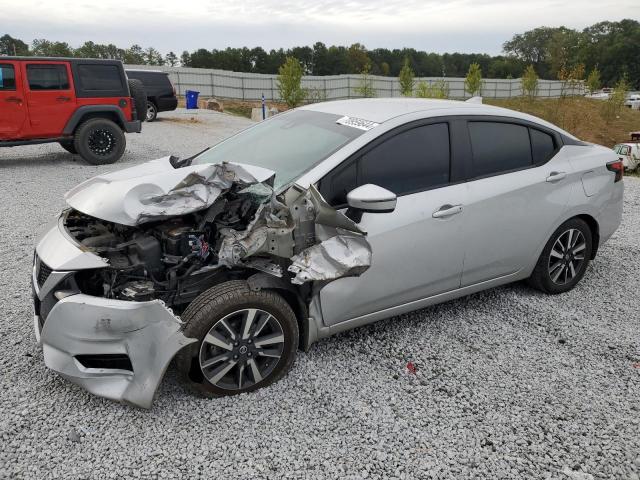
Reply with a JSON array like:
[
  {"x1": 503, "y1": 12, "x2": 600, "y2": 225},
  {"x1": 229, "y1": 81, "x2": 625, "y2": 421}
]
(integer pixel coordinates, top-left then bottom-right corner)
[
  {"x1": 586, "y1": 68, "x2": 601, "y2": 94},
  {"x1": 354, "y1": 63, "x2": 376, "y2": 98},
  {"x1": 399, "y1": 57, "x2": 415, "y2": 97},
  {"x1": 521, "y1": 65, "x2": 539, "y2": 100},
  {"x1": 277, "y1": 57, "x2": 307, "y2": 108},
  {"x1": 415, "y1": 80, "x2": 449, "y2": 99},
  {"x1": 465, "y1": 63, "x2": 482, "y2": 97},
  {"x1": 603, "y1": 76, "x2": 630, "y2": 120}
]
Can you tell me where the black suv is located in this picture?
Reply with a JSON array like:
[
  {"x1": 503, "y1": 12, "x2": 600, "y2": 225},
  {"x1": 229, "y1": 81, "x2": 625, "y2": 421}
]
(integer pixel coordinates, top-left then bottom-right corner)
[{"x1": 125, "y1": 70, "x2": 178, "y2": 122}]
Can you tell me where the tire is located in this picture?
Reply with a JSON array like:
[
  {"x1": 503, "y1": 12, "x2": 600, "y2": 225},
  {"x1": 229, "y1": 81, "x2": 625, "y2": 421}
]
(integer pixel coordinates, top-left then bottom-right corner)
[
  {"x1": 175, "y1": 280, "x2": 299, "y2": 398},
  {"x1": 528, "y1": 218, "x2": 593, "y2": 294},
  {"x1": 73, "y1": 118, "x2": 126, "y2": 165},
  {"x1": 59, "y1": 140, "x2": 77, "y2": 154},
  {"x1": 145, "y1": 101, "x2": 158, "y2": 122},
  {"x1": 127, "y1": 79, "x2": 147, "y2": 123}
]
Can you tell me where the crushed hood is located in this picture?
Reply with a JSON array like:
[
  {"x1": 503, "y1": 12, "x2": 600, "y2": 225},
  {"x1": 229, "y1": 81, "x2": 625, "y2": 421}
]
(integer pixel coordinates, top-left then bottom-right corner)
[{"x1": 64, "y1": 157, "x2": 275, "y2": 226}]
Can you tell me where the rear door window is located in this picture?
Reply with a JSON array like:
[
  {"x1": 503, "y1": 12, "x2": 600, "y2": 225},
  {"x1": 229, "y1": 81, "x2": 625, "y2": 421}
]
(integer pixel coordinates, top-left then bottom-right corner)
[
  {"x1": 77, "y1": 64, "x2": 123, "y2": 91},
  {"x1": 469, "y1": 122, "x2": 532, "y2": 177},
  {"x1": 27, "y1": 64, "x2": 69, "y2": 90},
  {"x1": 0, "y1": 64, "x2": 16, "y2": 90}
]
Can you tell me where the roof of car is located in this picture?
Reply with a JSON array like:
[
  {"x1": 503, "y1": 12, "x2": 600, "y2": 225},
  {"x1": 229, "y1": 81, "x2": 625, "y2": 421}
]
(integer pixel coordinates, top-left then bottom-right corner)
[
  {"x1": 1, "y1": 56, "x2": 123, "y2": 64},
  {"x1": 301, "y1": 98, "x2": 575, "y2": 137}
]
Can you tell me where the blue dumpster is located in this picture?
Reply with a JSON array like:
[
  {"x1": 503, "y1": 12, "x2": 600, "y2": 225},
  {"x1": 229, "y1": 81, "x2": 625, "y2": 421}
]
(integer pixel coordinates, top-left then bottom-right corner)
[{"x1": 185, "y1": 90, "x2": 200, "y2": 109}]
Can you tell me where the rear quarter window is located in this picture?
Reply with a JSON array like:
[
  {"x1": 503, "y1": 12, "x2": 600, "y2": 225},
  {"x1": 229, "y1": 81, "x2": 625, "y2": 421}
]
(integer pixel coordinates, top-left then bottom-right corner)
[
  {"x1": 77, "y1": 64, "x2": 124, "y2": 91},
  {"x1": 530, "y1": 128, "x2": 556, "y2": 164}
]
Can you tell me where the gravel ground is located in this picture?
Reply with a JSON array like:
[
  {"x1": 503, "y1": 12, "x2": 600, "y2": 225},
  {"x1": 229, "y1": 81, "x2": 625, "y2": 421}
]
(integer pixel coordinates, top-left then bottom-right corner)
[{"x1": 1, "y1": 110, "x2": 639, "y2": 480}]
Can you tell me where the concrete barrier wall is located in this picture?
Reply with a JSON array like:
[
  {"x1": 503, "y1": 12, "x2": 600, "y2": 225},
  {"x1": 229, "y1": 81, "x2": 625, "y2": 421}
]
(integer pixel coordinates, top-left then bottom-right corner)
[{"x1": 125, "y1": 65, "x2": 585, "y2": 101}]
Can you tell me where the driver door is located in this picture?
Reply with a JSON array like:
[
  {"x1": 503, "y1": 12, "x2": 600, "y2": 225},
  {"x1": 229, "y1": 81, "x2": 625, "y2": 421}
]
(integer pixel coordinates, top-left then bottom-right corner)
[{"x1": 316, "y1": 121, "x2": 468, "y2": 326}]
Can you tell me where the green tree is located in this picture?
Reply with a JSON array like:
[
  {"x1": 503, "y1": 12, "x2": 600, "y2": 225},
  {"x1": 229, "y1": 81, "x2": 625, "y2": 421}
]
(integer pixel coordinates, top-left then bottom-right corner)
[
  {"x1": 347, "y1": 43, "x2": 370, "y2": 74},
  {"x1": 277, "y1": 57, "x2": 306, "y2": 108},
  {"x1": 586, "y1": 67, "x2": 601, "y2": 94},
  {"x1": 31, "y1": 39, "x2": 73, "y2": 57},
  {"x1": 521, "y1": 64, "x2": 539, "y2": 100},
  {"x1": 0, "y1": 34, "x2": 30, "y2": 56},
  {"x1": 464, "y1": 62, "x2": 482, "y2": 96},
  {"x1": 124, "y1": 44, "x2": 145, "y2": 64},
  {"x1": 165, "y1": 51, "x2": 178, "y2": 66},
  {"x1": 144, "y1": 47, "x2": 164, "y2": 66},
  {"x1": 380, "y1": 62, "x2": 390, "y2": 76},
  {"x1": 398, "y1": 57, "x2": 415, "y2": 96}
]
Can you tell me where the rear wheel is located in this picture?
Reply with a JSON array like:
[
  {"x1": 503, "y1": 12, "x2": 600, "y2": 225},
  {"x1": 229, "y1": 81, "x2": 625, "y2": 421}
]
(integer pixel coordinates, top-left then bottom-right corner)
[
  {"x1": 73, "y1": 118, "x2": 126, "y2": 165},
  {"x1": 146, "y1": 101, "x2": 158, "y2": 122},
  {"x1": 176, "y1": 281, "x2": 299, "y2": 397},
  {"x1": 528, "y1": 218, "x2": 593, "y2": 294}
]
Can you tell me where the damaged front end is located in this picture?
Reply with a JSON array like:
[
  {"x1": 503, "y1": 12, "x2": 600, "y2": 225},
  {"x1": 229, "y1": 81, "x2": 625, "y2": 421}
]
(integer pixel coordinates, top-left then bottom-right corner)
[{"x1": 34, "y1": 158, "x2": 372, "y2": 407}]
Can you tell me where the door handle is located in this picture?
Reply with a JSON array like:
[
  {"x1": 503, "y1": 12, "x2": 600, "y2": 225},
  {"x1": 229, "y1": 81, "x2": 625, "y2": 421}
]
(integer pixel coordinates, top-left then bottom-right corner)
[
  {"x1": 432, "y1": 204, "x2": 463, "y2": 219},
  {"x1": 546, "y1": 171, "x2": 566, "y2": 182},
  {"x1": 56, "y1": 96, "x2": 71, "y2": 102},
  {"x1": 5, "y1": 96, "x2": 22, "y2": 104}
]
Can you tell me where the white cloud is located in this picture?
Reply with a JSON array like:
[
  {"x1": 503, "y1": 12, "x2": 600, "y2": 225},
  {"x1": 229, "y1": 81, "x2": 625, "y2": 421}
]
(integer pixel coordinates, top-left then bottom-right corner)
[{"x1": 3, "y1": 0, "x2": 639, "y2": 54}]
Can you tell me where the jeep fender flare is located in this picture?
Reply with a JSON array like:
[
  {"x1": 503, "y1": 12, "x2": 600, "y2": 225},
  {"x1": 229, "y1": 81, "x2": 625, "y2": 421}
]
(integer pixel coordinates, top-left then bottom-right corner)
[{"x1": 63, "y1": 106, "x2": 140, "y2": 135}]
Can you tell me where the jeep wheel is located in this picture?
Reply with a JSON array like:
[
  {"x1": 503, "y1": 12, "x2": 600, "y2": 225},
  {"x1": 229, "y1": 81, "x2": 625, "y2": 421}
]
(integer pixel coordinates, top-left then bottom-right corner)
[
  {"x1": 74, "y1": 118, "x2": 126, "y2": 165},
  {"x1": 128, "y1": 79, "x2": 147, "y2": 123},
  {"x1": 146, "y1": 101, "x2": 158, "y2": 122},
  {"x1": 59, "y1": 140, "x2": 77, "y2": 155},
  {"x1": 176, "y1": 280, "x2": 299, "y2": 397}
]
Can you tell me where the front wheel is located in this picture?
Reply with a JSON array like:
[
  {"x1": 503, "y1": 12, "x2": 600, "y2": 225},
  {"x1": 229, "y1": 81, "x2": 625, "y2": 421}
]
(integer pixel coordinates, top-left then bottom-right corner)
[
  {"x1": 176, "y1": 281, "x2": 299, "y2": 397},
  {"x1": 73, "y1": 118, "x2": 126, "y2": 165},
  {"x1": 528, "y1": 218, "x2": 593, "y2": 294}
]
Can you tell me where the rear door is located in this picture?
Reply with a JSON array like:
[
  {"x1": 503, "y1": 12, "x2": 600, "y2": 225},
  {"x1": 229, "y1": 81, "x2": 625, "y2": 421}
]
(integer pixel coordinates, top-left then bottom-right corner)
[
  {"x1": 317, "y1": 120, "x2": 468, "y2": 326},
  {"x1": 460, "y1": 119, "x2": 574, "y2": 286},
  {"x1": 0, "y1": 61, "x2": 26, "y2": 139},
  {"x1": 22, "y1": 61, "x2": 76, "y2": 138}
]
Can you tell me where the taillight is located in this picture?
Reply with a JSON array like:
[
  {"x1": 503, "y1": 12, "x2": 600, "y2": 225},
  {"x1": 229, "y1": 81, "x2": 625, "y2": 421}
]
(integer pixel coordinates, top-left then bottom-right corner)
[{"x1": 606, "y1": 160, "x2": 624, "y2": 182}]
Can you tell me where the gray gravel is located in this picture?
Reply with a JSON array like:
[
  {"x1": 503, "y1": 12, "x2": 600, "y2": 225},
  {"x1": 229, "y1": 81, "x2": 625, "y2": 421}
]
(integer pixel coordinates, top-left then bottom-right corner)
[{"x1": 1, "y1": 110, "x2": 639, "y2": 479}]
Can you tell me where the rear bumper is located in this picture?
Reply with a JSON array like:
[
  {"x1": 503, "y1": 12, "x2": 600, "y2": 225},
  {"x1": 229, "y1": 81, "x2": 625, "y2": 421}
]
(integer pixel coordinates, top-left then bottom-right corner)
[
  {"x1": 34, "y1": 293, "x2": 195, "y2": 409},
  {"x1": 124, "y1": 120, "x2": 141, "y2": 133},
  {"x1": 155, "y1": 96, "x2": 178, "y2": 113}
]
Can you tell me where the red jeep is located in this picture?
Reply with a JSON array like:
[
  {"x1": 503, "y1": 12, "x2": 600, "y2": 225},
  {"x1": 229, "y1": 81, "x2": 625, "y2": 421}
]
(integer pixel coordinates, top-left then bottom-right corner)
[{"x1": 0, "y1": 57, "x2": 146, "y2": 165}]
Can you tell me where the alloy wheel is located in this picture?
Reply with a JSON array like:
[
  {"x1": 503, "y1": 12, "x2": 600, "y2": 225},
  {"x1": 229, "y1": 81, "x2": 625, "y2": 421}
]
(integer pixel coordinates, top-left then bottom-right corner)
[
  {"x1": 198, "y1": 308, "x2": 285, "y2": 391},
  {"x1": 547, "y1": 228, "x2": 587, "y2": 285},
  {"x1": 146, "y1": 103, "x2": 156, "y2": 121},
  {"x1": 87, "y1": 129, "x2": 116, "y2": 155}
]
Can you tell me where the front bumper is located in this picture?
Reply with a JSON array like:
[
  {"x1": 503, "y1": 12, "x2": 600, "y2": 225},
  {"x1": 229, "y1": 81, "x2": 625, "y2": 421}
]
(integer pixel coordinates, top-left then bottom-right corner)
[{"x1": 32, "y1": 214, "x2": 196, "y2": 408}]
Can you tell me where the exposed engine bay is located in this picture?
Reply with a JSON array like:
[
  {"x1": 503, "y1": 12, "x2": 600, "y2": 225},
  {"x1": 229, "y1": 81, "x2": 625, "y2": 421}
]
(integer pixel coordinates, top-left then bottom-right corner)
[{"x1": 63, "y1": 162, "x2": 372, "y2": 310}]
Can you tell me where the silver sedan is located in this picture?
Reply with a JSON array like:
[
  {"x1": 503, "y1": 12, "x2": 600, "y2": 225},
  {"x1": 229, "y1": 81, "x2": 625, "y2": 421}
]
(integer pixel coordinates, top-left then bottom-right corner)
[{"x1": 32, "y1": 98, "x2": 623, "y2": 407}]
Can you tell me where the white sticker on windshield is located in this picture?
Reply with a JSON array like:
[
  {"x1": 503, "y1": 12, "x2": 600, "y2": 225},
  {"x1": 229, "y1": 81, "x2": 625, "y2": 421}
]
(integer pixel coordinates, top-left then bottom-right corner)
[{"x1": 336, "y1": 116, "x2": 379, "y2": 131}]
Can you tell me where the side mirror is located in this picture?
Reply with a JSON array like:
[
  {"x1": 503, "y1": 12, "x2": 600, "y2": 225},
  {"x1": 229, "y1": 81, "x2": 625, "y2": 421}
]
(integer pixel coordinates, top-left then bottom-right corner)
[{"x1": 346, "y1": 184, "x2": 396, "y2": 222}]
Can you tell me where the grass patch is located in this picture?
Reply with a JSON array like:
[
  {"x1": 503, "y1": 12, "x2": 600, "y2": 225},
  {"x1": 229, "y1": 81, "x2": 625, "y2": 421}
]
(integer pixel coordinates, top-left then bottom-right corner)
[{"x1": 486, "y1": 97, "x2": 640, "y2": 147}]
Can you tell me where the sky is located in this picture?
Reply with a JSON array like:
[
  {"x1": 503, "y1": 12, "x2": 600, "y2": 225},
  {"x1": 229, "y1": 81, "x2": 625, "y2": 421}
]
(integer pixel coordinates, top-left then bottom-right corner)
[{"x1": 1, "y1": 0, "x2": 639, "y2": 55}]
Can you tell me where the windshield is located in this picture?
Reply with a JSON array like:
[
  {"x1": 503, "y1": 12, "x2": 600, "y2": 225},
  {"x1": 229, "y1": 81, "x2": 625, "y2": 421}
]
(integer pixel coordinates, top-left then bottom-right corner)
[{"x1": 193, "y1": 110, "x2": 364, "y2": 189}]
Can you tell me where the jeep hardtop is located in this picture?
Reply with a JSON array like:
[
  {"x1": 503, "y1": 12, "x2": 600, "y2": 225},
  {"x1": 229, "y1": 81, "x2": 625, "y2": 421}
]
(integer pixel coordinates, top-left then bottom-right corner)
[{"x1": 0, "y1": 57, "x2": 146, "y2": 164}]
